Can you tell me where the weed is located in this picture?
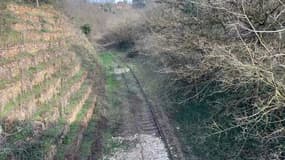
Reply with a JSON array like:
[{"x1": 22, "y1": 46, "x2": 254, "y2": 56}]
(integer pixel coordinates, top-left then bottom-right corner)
[
  {"x1": 64, "y1": 82, "x2": 89, "y2": 115},
  {"x1": 0, "y1": 10, "x2": 21, "y2": 47},
  {"x1": 79, "y1": 116, "x2": 96, "y2": 159},
  {"x1": 39, "y1": 16, "x2": 49, "y2": 25},
  {"x1": 80, "y1": 24, "x2": 91, "y2": 36},
  {"x1": 103, "y1": 132, "x2": 124, "y2": 156},
  {"x1": 69, "y1": 45, "x2": 97, "y2": 79},
  {"x1": 32, "y1": 68, "x2": 84, "y2": 121},
  {"x1": 56, "y1": 94, "x2": 94, "y2": 159},
  {"x1": 40, "y1": 28, "x2": 49, "y2": 33},
  {"x1": 0, "y1": 53, "x2": 74, "y2": 118},
  {"x1": 0, "y1": 76, "x2": 20, "y2": 90}
]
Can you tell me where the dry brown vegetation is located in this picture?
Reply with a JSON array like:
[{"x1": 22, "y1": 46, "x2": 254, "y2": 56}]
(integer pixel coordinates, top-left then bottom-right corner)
[
  {"x1": 60, "y1": 0, "x2": 143, "y2": 44},
  {"x1": 0, "y1": 2, "x2": 100, "y2": 159}
]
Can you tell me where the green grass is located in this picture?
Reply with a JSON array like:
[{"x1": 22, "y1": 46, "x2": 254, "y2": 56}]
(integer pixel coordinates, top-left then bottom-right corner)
[
  {"x1": 0, "y1": 68, "x2": 32, "y2": 91},
  {"x1": 0, "y1": 52, "x2": 62, "y2": 90},
  {"x1": 0, "y1": 55, "x2": 76, "y2": 118},
  {"x1": 56, "y1": 94, "x2": 94, "y2": 159},
  {"x1": 39, "y1": 16, "x2": 49, "y2": 24},
  {"x1": 0, "y1": 10, "x2": 18, "y2": 26},
  {"x1": 98, "y1": 52, "x2": 120, "y2": 93},
  {"x1": 0, "y1": 48, "x2": 67, "y2": 90},
  {"x1": 0, "y1": 28, "x2": 22, "y2": 47},
  {"x1": 1, "y1": 81, "x2": 90, "y2": 159},
  {"x1": 0, "y1": 10, "x2": 21, "y2": 47},
  {"x1": 0, "y1": 32, "x2": 65, "y2": 48},
  {"x1": 27, "y1": 61, "x2": 49, "y2": 76},
  {"x1": 4, "y1": 121, "x2": 34, "y2": 144},
  {"x1": 97, "y1": 51, "x2": 132, "y2": 158},
  {"x1": 0, "y1": 76, "x2": 20, "y2": 90},
  {"x1": 79, "y1": 116, "x2": 96, "y2": 159},
  {"x1": 1, "y1": 118, "x2": 66, "y2": 160},
  {"x1": 58, "y1": 69, "x2": 85, "y2": 94},
  {"x1": 0, "y1": 46, "x2": 93, "y2": 160},
  {"x1": 99, "y1": 52, "x2": 115, "y2": 67},
  {"x1": 40, "y1": 28, "x2": 50, "y2": 33},
  {"x1": 64, "y1": 82, "x2": 90, "y2": 116},
  {"x1": 103, "y1": 131, "x2": 129, "y2": 157},
  {"x1": 32, "y1": 68, "x2": 85, "y2": 121},
  {"x1": 69, "y1": 45, "x2": 98, "y2": 78},
  {"x1": 0, "y1": 119, "x2": 49, "y2": 160},
  {"x1": 0, "y1": 51, "x2": 34, "y2": 66},
  {"x1": 29, "y1": 121, "x2": 67, "y2": 159},
  {"x1": 0, "y1": 75, "x2": 59, "y2": 118},
  {"x1": 106, "y1": 74, "x2": 120, "y2": 92}
]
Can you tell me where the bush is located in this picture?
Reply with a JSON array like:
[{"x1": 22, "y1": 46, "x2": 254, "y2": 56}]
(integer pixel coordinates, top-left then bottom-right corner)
[
  {"x1": 80, "y1": 24, "x2": 91, "y2": 36},
  {"x1": 97, "y1": 11, "x2": 147, "y2": 50}
]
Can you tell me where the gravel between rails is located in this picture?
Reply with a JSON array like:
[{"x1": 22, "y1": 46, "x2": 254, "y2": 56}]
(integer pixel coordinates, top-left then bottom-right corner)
[{"x1": 105, "y1": 134, "x2": 169, "y2": 160}]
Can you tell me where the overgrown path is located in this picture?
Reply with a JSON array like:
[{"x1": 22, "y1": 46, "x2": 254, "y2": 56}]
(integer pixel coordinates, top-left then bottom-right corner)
[{"x1": 99, "y1": 52, "x2": 171, "y2": 160}]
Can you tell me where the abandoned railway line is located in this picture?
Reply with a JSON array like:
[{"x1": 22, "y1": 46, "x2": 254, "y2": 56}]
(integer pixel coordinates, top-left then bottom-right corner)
[
  {"x1": 124, "y1": 65, "x2": 174, "y2": 159},
  {"x1": 108, "y1": 54, "x2": 181, "y2": 160}
]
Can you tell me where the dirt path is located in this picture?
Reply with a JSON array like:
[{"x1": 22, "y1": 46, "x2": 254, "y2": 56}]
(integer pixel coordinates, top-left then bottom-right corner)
[{"x1": 102, "y1": 54, "x2": 170, "y2": 160}]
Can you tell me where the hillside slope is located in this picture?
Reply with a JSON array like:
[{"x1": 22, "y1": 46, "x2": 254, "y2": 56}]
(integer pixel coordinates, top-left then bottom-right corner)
[{"x1": 0, "y1": 3, "x2": 98, "y2": 159}]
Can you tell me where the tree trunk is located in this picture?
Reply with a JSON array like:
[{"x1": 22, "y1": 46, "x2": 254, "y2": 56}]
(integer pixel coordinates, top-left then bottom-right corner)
[{"x1": 36, "y1": 0, "x2": 39, "y2": 7}]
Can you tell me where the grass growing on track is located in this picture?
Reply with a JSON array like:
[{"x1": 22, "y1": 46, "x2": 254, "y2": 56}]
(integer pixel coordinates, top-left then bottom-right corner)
[
  {"x1": 98, "y1": 52, "x2": 120, "y2": 92},
  {"x1": 97, "y1": 51, "x2": 129, "y2": 157},
  {"x1": 99, "y1": 53, "x2": 114, "y2": 67}
]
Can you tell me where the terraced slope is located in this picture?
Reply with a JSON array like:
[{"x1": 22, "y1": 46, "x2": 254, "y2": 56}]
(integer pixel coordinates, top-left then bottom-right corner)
[{"x1": 0, "y1": 3, "x2": 98, "y2": 160}]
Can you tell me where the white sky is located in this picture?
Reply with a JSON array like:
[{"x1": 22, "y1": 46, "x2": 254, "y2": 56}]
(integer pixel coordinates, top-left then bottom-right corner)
[
  {"x1": 89, "y1": 0, "x2": 132, "y2": 3},
  {"x1": 115, "y1": 0, "x2": 132, "y2": 3}
]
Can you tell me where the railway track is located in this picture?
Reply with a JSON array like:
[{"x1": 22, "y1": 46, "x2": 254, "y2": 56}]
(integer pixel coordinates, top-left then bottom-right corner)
[{"x1": 120, "y1": 63, "x2": 175, "y2": 160}]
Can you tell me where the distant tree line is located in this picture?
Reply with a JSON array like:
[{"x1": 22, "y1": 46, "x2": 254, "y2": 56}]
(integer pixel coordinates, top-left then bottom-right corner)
[{"x1": 20, "y1": 0, "x2": 56, "y2": 7}]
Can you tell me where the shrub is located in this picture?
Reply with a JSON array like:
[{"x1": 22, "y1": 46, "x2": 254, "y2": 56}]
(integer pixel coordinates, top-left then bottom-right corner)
[
  {"x1": 80, "y1": 24, "x2": 91, "y2": 36},
  {"x1": 97, "y1": 10, "x2": 147, "y2": 50}
]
